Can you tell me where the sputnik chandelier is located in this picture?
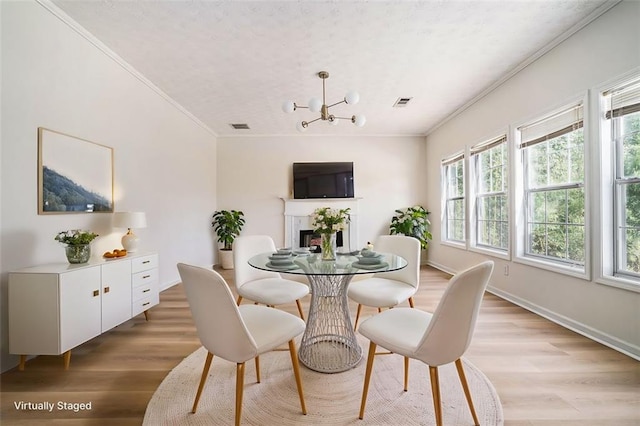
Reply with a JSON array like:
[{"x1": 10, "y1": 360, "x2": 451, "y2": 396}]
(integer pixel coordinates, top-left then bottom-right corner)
[{"x1": 282, "y1": 71, "x2": 366, "y2": 132}]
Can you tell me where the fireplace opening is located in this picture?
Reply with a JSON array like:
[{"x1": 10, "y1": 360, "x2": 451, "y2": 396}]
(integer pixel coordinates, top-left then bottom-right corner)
[{"x1": 299, "y1": 230, "x2": 343, "y2": 253}]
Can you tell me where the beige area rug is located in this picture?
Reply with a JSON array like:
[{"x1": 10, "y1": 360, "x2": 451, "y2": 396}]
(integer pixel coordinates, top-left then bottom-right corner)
[{"x1": 144, "y1": 338, "x2": 503, "y2": 426}]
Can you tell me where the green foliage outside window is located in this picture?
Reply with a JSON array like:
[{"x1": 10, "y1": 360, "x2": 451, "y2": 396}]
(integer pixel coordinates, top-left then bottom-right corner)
[
  {"x1": 617, "y1": 111, "x2": 640, "y2": 274},
  {"x1": 526, "y1": 128, "x2": 586, "y2": 264}
]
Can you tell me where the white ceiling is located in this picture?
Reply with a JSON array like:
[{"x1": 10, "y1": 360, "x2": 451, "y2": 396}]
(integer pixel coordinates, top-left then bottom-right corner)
[{"x1": 50, "y1": 0, "x2": 613, "y2": 137}]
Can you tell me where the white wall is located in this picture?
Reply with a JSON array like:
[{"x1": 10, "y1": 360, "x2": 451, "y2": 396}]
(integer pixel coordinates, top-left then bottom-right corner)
[
  {"x1": 0, "y1": 1, "x2": 217, "y2": 372},
  {"x1": 216, "y1": 135, "x2": 427, "y2": 249},
  {"x1": 425, "y1": 1, "x2": 640, "y2": 358}
]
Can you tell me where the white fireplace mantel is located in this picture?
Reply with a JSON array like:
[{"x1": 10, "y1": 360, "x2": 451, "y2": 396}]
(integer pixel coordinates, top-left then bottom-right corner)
[{"x1": 281, "y1": 197, "x2": 361, "y2": 251}]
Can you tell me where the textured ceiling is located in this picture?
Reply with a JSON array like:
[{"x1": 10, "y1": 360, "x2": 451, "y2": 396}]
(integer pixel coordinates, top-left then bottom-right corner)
[{"x1": 50, "y1": 0, "x2": 612, "y2": 137}]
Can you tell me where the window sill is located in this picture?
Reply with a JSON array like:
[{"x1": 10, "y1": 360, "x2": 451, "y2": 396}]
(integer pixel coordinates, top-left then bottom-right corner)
[
  {"x1": 514, "y1": 255, "x2": 589, "y2": 281},
  {"x1": 469, "y1": 245, "x2": 510, "y2": 261},
  {"x1": 441, "y1": 240, "x2": 467, "y2": 250},
  {"x1": 596, "y1": 275, "x2": 640, "y2": 293}
]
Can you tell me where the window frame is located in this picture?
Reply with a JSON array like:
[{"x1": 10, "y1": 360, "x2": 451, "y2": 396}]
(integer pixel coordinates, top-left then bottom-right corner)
[
  {"x1": 441, "y1": 151, "x2": 467, "y2": 248},
  {"x1": 513, "y1": 95, "x2": 591, "y2": 280},
  {"x1": 469, "y1": 133, "x2": 510, "y2": 260},
  {"x1": 596, "y1": 71, "x2": 640, "y2": 292}
]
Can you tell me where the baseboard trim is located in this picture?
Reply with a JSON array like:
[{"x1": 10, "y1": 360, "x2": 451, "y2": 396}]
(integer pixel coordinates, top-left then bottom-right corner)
[{"x1": 425, "y1": 261, "x2": 640, "y2": 361}]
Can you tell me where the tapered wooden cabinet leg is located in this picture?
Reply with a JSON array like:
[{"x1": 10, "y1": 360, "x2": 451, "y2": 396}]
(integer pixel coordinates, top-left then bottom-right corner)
[
  {"x1": 236, "y1": 295, "x2": 243, "y2": 306},
  {"x1": 255, "y1": 356, "x2": 261, "y2": 383},
  {"x1": 19, "y1": 355, "x2": 26, "y2": 371},
  {"x1": 63, "y1": 351, "x2": 71, "y2": 370},
  {"x1": 408, "y1": 296, "x2": 415, "y2": 308},
  {"x1": 143, "y1": 310, "x2": 150, "y2": 321}
]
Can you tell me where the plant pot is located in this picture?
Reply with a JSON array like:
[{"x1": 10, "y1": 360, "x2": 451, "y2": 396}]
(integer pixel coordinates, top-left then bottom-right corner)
[
  {"x1": 65, "y1": 244, "x2": 91, "y2": 264},
  {"x1": 219, "y1": 249, "x2": 234, "y2": 270}
]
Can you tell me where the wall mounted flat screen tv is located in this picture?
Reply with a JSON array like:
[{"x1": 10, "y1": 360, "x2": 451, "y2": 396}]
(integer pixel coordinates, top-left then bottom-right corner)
[{"x1": 293, "y1": 162, "x2": 354, "y2": 199}]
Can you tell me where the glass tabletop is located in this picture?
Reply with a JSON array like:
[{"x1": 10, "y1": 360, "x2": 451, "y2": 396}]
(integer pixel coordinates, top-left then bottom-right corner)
[{"x1": 248, "y1": 251, "x2": 407, "y2": 276}]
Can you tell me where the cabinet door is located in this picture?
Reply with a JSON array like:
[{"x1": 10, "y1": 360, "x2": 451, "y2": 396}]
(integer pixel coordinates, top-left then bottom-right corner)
[
  {"x1": 59, "y1": 268, "x2": 102, "y2": 352},
  {"x1": 101, "y1": 260, "x2": 132, "y2": 332}
]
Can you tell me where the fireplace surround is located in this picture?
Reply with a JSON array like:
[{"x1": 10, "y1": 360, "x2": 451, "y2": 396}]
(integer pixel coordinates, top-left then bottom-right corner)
[{"x1": 282, "y1": 198, "x2": 360, "y2": 252}]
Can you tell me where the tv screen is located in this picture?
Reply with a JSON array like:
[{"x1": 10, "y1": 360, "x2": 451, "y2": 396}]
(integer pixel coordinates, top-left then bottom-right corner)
[{"x1": 293, "y1": 162, "x2": 354, "y2": 199}]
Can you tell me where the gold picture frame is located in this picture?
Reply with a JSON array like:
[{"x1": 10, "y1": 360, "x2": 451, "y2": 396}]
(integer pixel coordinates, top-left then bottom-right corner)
[{"x1": 38, "y1": 127, "x2": 114, "y2": 214}]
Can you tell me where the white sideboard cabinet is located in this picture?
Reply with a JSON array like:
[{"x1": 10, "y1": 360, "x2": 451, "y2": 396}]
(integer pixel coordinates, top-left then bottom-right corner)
[{"x1": 9, "y1": 252, "x2": 159, "y2": 370}]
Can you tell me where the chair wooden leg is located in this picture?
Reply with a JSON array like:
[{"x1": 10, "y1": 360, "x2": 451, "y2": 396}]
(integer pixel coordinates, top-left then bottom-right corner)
[
  {"x1": 455, "y1": 358, "x2": 480, "y2": 426},
  {"x1": 255, "y1": 356, "x2": 260, "y2": 383},
  {"x1": 403, "y1": 356, "x2": 409, "y2": 391},
  {"x1": 408, "y1": 296, "x2": 415, "y2": 308},
  {"x1": 192, "y1": 351, "x2": 214, "y2": 414},
  {"x1": 295, "y1": 299, "x2": 305, "y2": 320},
  {"x1": 235, "y1": 362, "x2": 245, "y2": 426},
  {"x1": 236, "y1": 295, "x2": 243, "y2": 306},
  {"x1": 354, "y1": 304, "x2": 363, "y2": 330},
  {"x1": 288, "y1": 340, "x2": 307, "y2": 415},
  {"x1": 358, "y1": 341, "x2": 377, "y2": 419},
  {"x1": 429, "y1": 366, "x2": 442, "y2": 426}
]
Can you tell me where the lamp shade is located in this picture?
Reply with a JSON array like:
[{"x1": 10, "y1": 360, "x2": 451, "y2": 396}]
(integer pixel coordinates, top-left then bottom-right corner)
[{"x1": 113, "y1": 211, "x2": 147, "y2": 229}]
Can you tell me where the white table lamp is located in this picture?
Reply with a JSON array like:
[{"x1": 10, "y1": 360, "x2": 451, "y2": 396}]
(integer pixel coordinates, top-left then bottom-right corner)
[{"x1": 113, "y1": 212, "x2": 147, "y2": 253}]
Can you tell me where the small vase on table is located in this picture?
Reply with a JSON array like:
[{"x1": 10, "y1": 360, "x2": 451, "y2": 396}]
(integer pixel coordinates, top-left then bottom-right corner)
[
  {"x1": 65, "y1": 244, "x2": 91, "y2": 264},
  {"x1": 320, "y1": 232, "x2": 337, "y2": 261}
]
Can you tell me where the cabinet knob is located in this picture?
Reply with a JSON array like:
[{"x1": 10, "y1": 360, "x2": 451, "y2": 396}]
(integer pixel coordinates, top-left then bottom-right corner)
[
  {"x1": 93, "y1": 290, "x2": 100, "y2": 297},
  {"x1": 142, "y1": 275, "x2": 150, "y2": 279},
  {"x1": 142, "y1": 260, "x2": 150, "y2": 264},
  {"x1": 142, "y1": 288, "x2": 150, "y2": 293},
  {"x1": 142, "y1": 302, "x2": 150, "y2": 307},
  {"x1": 104, "y1": 286, "x2": 110, "y2": 293}
]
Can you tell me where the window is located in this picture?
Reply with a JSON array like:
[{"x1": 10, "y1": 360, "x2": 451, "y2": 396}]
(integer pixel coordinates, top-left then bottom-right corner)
[
  {"x1": 442, "y1": 153, "x2": 465, "y2": 243},
  {"x1": 604, "y1": 79, "x2": 640, "y2": 279},
  {"x1": 518, "y1": 103, "x2": 586, "y2": 268},
  {"x1": 471, "y1": 135, "x2": 508, "y2": 251}
]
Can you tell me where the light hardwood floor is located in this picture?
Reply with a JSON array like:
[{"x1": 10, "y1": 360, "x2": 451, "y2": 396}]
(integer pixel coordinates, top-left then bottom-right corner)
[{"x1": 1, "y1": 265, "x2": 639, "y2": 425}]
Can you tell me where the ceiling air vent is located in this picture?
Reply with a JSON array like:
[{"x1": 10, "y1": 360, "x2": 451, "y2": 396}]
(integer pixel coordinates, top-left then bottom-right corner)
[
  {"x1": 230, "y1": 123, "x2": 250, "y2": 130},
  {"x1": 393, "y1": 97, "x2": 413, "y2": 107}
]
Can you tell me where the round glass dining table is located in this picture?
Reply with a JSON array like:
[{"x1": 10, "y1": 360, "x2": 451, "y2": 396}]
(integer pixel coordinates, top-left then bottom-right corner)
[{"x1": 248, "y1": 251, "x2": 407, "y2": 373}]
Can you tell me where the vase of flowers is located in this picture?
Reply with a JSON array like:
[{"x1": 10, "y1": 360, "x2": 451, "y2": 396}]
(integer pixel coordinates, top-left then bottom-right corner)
[
  {"x1": 311, "y1": 207, "x2": 350, "y2": 260},
  {"x1": 55, "y1": 229, "x2": 99, "y2": 264}
]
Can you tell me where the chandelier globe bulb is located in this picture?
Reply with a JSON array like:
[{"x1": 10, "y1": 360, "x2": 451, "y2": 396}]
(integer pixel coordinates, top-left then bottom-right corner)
[
  {"x1": 296, "y1": 121, "x2": 308, "y2": 132},
  {"x1": 353, "y1": 114, "x2": 366, "y2": 127},
  {"x1": 345, "y1": 90, "x2": 360, "y2": 105},
  {"x1": 308, "y1": 97, "x2": 322, "y2": 113},
  {"x1": 282, "y1": 100, "x2": 295, "y2": 113}
]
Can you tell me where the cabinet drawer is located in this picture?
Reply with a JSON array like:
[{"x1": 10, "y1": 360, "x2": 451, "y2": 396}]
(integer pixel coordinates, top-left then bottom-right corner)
[
  {"x1": 132, "y1": 268, "x2": 158, "y2": 288},
  {"x1": 132, "y1": 293, "x2": 159, "y2": 317},
  {"x1": 131, "y1": 254, "x2": 158, "y2": 273},
  {"x1": 133, "y1": 281, "x2": 156, "y2": 302}
]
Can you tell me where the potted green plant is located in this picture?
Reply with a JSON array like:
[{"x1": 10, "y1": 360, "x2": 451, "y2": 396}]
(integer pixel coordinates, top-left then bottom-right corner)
[
  {"x1": 55, "y1": 229, "x2": 99, "y2": 264},
  {"x1": 211, "y1": 209, "x2": 245, "y2": 269},
  {"x1": 389, "y1": 205, "x2": 432, "y2": 250}
]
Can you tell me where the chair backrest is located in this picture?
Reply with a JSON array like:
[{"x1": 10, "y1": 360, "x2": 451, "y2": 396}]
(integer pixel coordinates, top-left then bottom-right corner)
[
  {"x1": 374, "y1": 235, "x2": 421, "y2": 289},
  {"x1": 177, "y1": 263, "x2": 258, "y2": 362},
  {"x1": 233, "y1": 235, "x2": 280, "y2": 289},
  {"x1": 415, "y1": 261, "x2": 494, "y2": 366}
]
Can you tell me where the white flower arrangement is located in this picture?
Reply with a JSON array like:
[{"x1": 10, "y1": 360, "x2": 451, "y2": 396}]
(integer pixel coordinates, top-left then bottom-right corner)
[{"x1": 311, "y1": 207, "x2": 350, "y2": 234}]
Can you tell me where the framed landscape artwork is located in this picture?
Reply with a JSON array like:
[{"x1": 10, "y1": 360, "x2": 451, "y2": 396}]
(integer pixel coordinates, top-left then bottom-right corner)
[{"x1": 38, "y1": 127, "x2": 114, "y2": 214}]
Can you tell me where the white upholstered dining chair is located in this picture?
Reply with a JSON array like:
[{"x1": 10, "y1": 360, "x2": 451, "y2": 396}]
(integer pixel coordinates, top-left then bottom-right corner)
[
  {"x1": 347, "y1": 235, "x2": 421, "y2": 329},
  {"x1": 233, "y1": 235, "x2": 309, "y2": 319},
  {"x1": 177, "y1": 263, "x2": 307, "y2": 426},
  {"x1": 357, "y1": 260, "x2": 494, "y2": 426}
]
